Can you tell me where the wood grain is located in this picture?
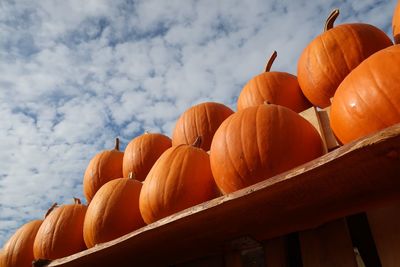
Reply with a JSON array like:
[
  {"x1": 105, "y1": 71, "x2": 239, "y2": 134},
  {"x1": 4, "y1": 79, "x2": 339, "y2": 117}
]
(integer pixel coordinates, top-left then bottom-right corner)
[
  {"x1": 299, "y1": 219, "x2": 357, "y2": 267},
  {"x1": 47, "y1": 124, "x2": 400, "y2": 267}
]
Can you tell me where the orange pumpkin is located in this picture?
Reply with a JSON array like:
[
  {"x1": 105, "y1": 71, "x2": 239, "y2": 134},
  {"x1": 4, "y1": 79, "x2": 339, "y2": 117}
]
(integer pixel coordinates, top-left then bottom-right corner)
[
  {"x1": 139, "y1": 138, "x2": 218, "y2": 224},
  {"x1": 394, "y1": 0, "x2": 400, "y2": 44},
  {"x1": 83, "y1": 177, "x2": 145, "y2": 248},
  {"x1": 172, "y1": 102, "x2": 234, "y2": 151},
  {"x1": 33, "y1": 198, "x2": 87, "y2": 260},
  {"x1": 83, "y1": 138, "x2": 124, "y2": 202},
  {"x1": 122, "y1": 132, "x2": 172, "y2": 181},
  {"x1": 298, "y1": 9, "x2": 392, "y2": 108},
  {"x1": 0, "y1": 220, "x2": 42, "y2": 267},
  {"x1": 210, "y1": 104, "x2": 324, "y2": 194},
  {"x1": 237, "y1": 51, "x2": 311, "y2": 112},
  {"x1": 330, "y1": 45, "x2": 400, "y2": 144}
]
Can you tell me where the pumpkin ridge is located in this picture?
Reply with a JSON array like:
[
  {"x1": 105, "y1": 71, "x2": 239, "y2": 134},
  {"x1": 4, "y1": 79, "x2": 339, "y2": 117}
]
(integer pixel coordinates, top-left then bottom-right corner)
[
  {"x1": 334, "y1": 26, "x2": 354, "y2": 72},
  {"x1": 139, "y1": 137, "x2": 145, "y2": 174},
  {"x1": 224, "y1": 116, "x2": 246, "y2": 190},
  {"x1": 49, "y1": 207, "x2": 65, "y2": 257},
  {"x1": 363, "y1": 62, "x2": 398, "y2": 125},
  {"x1": 162, "y1": 148, "x2": 179, "y2": 211},
  {"x1": 175, "y1": 147, "x2": 191, "y2": 204},
  {"x1": 193, "y1": 109, "x2": 201, "y2": 146},
  {"x1": 346, "y1": 73, "x2": 385, "y2": 130},
  {"x1": 238, "y1": 113, "x2": 252, "y2": 181},
  {"x1": 319, "y1": 36, "x2": 342, "y2": 91},
  {"x1": 249, "y1": 77, "x2": 264, "y2": 105},
  {"x1": 203, "y1": 103, "x2": 212, "y2": 135},
  {"x1": 254, "y1": 106, "x2": 264, "y2": 173},
  {"x1": 181, "y1": 115, "x2": 190, "y2": 145},
  {"x1": 255, "y1": 76, "x2": 267, "y2": 103},
  {"x1": 346, "y1": 25, "x2": 364, "y2": 67}
]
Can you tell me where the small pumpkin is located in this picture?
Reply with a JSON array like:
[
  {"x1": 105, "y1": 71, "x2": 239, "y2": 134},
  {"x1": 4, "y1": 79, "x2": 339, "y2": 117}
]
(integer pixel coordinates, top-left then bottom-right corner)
[
  {"x1": 33, "y1": 198, "x2": 87, "y2": 260},
  {"x1": 394, "y1": 0, "x2": 400, "y2": 44},
  {"x1": 330, "y1": 45, "x2": 400, "y2": 144},
  {"x1": 139, "y1": 137, "x2": 218, "y2": 224},
  {"x1": 237, "y1": 51, "x2": 311, "y2": 112},
  {"x1": 83, "y1": 177, "x2": 145, "y2": 248},
  {"x1": 83, "y1": 138, "x2": 124, "y2": 202},
  {"x1": 1, "y1": 220, "x2": 43, "y2": 267},
  {"x1": 123, "y1": 132, "x2": 172, "y2": 181},
  {"x1": 297, "y1": 9, "x2": 393, "y2": 108},
  {"x1": 172, "y1": 102, "x2": 234, "y2": 151},
  {"x1": 210, "y1": 104, "x2": 324, "y2": 194}
]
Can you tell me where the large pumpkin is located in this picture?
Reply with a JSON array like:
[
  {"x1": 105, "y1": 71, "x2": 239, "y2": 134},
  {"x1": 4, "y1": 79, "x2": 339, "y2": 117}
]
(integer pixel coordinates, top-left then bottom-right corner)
[
  {"x1": 122, "y1": 132, "x2": 172, "y2": 181},
  {"x1": 0, "y1": 220, "x2": 42, "y2": 267},
  {"x1": 83, "y1": 177, "x2": 145, "y2": 248},
  {"x1": 172, "y1": 102, "x2": 234, "y2": 151},
  {"x1": 83, "y1": 138, "x2": 124, "y2": 202},
  {"x1": 139, "y1": 138, "x2": 218, "y2": 224},
  {"x1": 33, "y1": 198, "x2": 87, "y2": 260},
  {"x1": 298, "y1": 9, "x2": 392, "y2": 108},
  {"x1": 394, "y1": 0, "x2": 400, "y2": 44},
  {"x1": 237, "y1": 51, "x2": 311, "y2": 112},
  {"x1": 330, "y1": 45, "x2": 400, "y2": 144},
  {"x1": 210, "y1": 104, "x2": 324, "y2": 194}
]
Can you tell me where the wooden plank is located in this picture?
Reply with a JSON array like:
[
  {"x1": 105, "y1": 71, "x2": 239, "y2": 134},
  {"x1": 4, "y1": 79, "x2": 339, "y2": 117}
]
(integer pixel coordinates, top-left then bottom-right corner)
[
  {"x1": 316, "y1": 107, "x2": 340, "y2": 151},
  {"x1": 299, "y1": 106, "x2": 340, "y2": 153},
  {"x1": 299, "y1": 219, "x2": 357, "y2": 267},
  {"x1": 367, "y1": 200, "x2": 400, "y2": 267},
  {"x1": 47, "y1": 124, "x2": 400, "y2": 267},
  {"x1": 300, "y1": 107, "x2": 328, "y2": 153}
]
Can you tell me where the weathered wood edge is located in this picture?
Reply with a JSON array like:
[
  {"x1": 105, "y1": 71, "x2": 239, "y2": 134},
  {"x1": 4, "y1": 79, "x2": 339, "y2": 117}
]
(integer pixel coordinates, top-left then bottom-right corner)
[{"x1": 47, "y1": 123, "x2": 400, "y2": 266}]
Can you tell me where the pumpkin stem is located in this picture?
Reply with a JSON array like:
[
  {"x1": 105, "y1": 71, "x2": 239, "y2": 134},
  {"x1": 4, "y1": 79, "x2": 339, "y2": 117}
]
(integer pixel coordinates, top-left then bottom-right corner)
[
  {"x1": 114, "y1": 137, "x2": 120, "y2": 151},
  {"x1": 144, "y1": 130, "x2": 150, "y2": 134},
  {"x1": 324, "y1": 9, "x2": 340, "y2": 32},
  {"x1": 73, "y1": 197, "x2": 81, "y2": 205},
  {"x1": 45, "y1": 203, "x2": 58, "y2": 218},
  {"x1": 192, "y1": 136, "x2": 202, "y2": 148},
  {"x1": 264, "y1": 51, "x2": 277, "y2": 72},
  {"x1": 263, "y1": 100, "x2": 272, "y2": 105}
]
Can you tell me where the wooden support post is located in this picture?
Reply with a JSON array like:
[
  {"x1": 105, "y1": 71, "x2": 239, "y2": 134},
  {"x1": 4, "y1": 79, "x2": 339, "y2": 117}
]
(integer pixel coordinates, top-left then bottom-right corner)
[
  {"x1": 299, "y1": 219, "x2": 358, "y2": 267},
  {"x1": 299, "y1": 106, "x2": 340, "y2": 154},
  {"x1": 264, "y1": 237, "x2": 288, "y2": 267},
  {"x1": 367, "y1": 201, "x2": 400, "y2": 267}
]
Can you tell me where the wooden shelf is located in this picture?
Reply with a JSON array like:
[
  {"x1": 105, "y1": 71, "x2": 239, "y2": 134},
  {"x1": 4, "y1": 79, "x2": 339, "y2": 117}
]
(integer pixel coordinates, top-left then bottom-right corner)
[{"x1": 46, "y1": 123, "x2": 400, "y2": 267}]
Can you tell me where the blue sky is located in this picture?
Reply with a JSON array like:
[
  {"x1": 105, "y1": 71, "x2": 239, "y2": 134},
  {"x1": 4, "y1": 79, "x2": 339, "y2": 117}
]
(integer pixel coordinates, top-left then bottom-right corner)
[{"x1": 0, "y1": 0, "x2": 397, "y2": 247}]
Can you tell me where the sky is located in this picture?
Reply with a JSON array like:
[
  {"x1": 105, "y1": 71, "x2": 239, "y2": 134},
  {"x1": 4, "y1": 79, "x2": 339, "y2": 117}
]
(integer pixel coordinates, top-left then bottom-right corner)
[{"x1": 0, "y1": 0, "x2": 397, "y2": 247}]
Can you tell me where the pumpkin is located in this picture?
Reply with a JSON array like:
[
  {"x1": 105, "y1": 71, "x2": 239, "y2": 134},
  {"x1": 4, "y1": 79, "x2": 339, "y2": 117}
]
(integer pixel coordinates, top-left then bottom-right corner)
[
  {"x1": 0, "y1": 220, "x2": 42, "y2": 267},
  {"x1": 172, "y1": 102, "x2": 234, "y2": 151},
  {"x1": 210, "y1": 104, "x2": 324, "y2": 194},
  {"x1": 330, "y1": 45, "x2": 400, "y2": 144},
  {"x1": 297, "y1": 9, "x2": 393, "y2": 108},
  {"x1": 394, "y1": 0, "x2": 400, "y2": 44},
  {"x1": 237, "y1": 51, "x2": 311, "y2": 112},
  {"x1": 83, "y1": 138, "x2": 124, "y2": 202},
  {"x1": 83, "y1": 177, "x2": 145, "y2": 248},
  {"x1": 139, "y1": 137, "x2": 218, "y2": 224},
  {"x1": 123, "y1": 132, "x2": 172, "y2": 181},
  {"x1": 33, "y1": 198, "x2": 87, "y2": 260}
]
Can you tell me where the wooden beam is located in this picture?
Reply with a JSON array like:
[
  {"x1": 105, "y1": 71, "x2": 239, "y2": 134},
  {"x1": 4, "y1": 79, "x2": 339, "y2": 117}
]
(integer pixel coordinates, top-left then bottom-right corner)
[{"x1": 47, "y1": 124, "x2": 400, "y2": 267}]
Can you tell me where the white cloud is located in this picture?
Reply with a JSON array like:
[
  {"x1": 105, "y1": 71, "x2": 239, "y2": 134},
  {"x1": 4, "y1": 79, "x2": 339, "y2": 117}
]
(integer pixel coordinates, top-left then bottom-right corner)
[{"x1": 0, "y1": 0, "x2": 396, "y2": 246}]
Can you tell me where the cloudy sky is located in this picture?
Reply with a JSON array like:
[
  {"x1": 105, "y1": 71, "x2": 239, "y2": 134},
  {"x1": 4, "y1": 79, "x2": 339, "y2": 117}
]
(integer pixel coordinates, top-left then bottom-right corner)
[{"x1": 0, "y1": 0, "x2": 397, "y2": 247}]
